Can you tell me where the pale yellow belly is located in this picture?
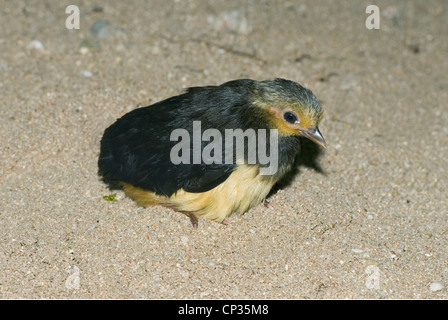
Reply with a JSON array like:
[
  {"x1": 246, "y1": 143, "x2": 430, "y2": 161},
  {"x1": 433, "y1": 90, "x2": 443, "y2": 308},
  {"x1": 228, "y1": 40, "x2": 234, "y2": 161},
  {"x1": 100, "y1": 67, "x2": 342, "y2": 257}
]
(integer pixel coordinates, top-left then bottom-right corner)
[{"x1": 121, "y1": 164, "x2": 277, "y2": 222}]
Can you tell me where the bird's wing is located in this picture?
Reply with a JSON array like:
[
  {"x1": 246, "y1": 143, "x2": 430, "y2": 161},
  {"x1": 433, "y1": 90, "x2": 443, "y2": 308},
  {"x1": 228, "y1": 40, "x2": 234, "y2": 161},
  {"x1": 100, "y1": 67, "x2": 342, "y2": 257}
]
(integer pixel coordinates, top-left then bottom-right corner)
[
  {"x1": 178, "y1": 163, "x2": 235, "y2": 193},
  {"x1": 98, "y1": 103, "x2": 236, "y2": 197}
]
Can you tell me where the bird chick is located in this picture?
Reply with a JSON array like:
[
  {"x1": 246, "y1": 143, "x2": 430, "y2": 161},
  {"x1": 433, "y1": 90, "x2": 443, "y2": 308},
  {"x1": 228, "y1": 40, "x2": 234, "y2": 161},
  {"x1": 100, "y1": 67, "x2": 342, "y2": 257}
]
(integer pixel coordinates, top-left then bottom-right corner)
[{"x1": 98, "y1": 78, "x2": 325, "y2": 227}]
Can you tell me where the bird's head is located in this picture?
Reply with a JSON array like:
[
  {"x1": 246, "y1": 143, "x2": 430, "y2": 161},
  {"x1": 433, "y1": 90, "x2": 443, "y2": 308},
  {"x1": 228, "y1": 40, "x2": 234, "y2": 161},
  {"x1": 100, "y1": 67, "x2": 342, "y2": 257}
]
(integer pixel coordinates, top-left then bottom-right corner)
[{"x1": 251, "y1": 78, "x2": 326, "y2": 148}]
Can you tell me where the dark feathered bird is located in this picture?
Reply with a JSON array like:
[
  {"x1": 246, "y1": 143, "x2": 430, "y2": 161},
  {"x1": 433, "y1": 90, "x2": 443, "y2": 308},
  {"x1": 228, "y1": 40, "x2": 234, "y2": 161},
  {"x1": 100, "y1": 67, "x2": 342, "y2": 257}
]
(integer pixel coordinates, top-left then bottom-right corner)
[{"x1": 98, "y1": 78, "x2": 326, "y2": 227}]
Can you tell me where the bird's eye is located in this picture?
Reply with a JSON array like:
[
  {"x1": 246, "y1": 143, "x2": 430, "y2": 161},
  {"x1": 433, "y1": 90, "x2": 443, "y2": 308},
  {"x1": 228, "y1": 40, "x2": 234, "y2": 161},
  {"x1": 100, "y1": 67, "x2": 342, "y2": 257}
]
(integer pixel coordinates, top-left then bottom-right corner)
[{"x1": 283, "y1": 111, "x2": 298, "y2": 124}]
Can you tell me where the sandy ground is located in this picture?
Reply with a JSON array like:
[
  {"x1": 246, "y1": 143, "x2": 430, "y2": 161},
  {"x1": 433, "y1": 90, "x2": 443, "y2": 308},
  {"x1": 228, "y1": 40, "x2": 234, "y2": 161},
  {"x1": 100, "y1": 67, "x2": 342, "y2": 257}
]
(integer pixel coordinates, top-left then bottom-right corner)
[{"x1": 1, "y1": 0, "x2": 447, "y2": 299}]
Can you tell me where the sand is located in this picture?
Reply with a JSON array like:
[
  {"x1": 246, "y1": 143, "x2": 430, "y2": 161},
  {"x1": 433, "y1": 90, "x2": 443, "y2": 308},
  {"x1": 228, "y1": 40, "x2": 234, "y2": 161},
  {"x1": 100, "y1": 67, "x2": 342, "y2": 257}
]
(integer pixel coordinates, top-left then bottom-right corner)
[{"x1": 1, "y1": 0, "x2": 447, "y2": 299}]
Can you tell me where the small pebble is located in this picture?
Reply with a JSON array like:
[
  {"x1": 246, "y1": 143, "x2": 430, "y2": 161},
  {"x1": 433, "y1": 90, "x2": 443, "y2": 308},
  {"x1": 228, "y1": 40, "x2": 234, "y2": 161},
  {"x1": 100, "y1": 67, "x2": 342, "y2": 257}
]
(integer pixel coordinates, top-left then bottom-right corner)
[
  {"x1": 82, "y1": 70, "x2": 93, "y2": 78},
  {"x1": 79, "y1": 39, "x2": 101, "y2": 51},
  {"x1": 429, "y1": 281, "x2": 445, "y2": 292},
  {"x1": 360, "y1": 258, "x2": 379, "y2": 266},
  {"x1": 79, "y1": 47, "x2": 89, "y2": 55},
  {"x1": 27, "y1": 40, "x2": 44, "y2": 51},
  {"x1": 180, "y1": 236, "x2": 189, "y2": 245},
  {"x1": 90, "y1": 20, "x2": 110, "y2": 37}
]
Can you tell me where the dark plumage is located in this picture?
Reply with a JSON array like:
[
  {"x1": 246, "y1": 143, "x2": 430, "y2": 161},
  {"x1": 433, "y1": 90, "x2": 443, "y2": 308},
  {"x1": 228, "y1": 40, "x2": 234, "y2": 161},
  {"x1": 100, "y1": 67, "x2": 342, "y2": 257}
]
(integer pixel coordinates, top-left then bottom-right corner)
[{"x1": 98, "y1": 78, "x2": 325, "y2": 227}]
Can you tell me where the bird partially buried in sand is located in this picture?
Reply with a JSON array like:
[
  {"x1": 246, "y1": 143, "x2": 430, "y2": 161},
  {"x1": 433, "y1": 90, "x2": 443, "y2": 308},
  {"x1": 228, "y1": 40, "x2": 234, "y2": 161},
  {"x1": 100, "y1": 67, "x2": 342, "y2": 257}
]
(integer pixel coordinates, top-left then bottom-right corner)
[{"x1": 98, "y1": 78, "x2": 326, "y2": 227}]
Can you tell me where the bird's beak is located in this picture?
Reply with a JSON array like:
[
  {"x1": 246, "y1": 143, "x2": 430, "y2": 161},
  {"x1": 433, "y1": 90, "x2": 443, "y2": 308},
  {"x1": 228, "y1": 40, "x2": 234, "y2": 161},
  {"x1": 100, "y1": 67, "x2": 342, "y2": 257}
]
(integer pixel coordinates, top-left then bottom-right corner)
[{"x1": 300, "y1": 127, "x2": 327, "y2": 149}]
